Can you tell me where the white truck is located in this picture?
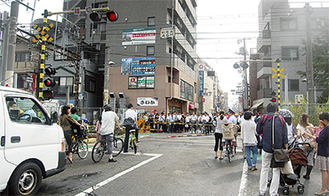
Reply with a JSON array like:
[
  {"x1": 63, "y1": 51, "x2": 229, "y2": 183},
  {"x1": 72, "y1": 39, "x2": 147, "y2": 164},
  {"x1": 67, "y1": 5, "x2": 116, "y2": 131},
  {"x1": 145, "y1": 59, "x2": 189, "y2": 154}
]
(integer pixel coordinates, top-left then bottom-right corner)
[{"x1": 0, "y1": 87, "x2": 66, "y2": 195}]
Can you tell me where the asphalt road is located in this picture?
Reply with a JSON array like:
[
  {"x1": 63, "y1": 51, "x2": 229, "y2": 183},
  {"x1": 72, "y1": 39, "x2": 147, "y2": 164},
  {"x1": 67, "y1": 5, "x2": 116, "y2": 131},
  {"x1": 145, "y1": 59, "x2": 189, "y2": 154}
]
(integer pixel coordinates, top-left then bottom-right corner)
[{"x1": 32, "y1": 133, "x2": 323, "y2": 196}]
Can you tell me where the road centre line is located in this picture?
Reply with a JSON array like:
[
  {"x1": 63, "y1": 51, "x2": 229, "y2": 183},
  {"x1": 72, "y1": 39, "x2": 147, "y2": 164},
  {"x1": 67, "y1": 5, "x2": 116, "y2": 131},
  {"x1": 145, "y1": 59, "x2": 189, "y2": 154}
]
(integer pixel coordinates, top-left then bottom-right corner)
[{"x1": 75, "y1": 153, "x2": 163, "y2": 196}]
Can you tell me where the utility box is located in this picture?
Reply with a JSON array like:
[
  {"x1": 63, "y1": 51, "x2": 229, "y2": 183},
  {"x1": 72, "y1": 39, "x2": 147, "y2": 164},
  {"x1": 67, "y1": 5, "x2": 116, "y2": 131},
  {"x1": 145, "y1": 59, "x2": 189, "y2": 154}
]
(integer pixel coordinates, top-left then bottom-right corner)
[
  {"x1": 109, "y1": 92, "x2": 117, "y2": 111},
  {"x1": 119, "y1": 92, "x2": 127, "y2": 109}
]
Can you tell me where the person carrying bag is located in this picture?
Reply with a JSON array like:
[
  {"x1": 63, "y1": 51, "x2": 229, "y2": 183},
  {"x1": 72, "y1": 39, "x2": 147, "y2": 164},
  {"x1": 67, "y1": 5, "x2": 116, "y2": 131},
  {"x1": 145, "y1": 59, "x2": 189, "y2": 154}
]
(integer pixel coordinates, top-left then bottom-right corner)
[{"x1": 271, "y1": 115, "x2": 289, "y2": 168}]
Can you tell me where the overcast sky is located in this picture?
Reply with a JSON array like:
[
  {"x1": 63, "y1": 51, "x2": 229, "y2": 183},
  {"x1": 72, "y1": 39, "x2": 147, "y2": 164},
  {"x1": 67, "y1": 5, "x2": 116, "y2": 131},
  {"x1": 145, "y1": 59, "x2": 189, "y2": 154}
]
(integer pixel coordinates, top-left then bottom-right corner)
[{"x1": 1, "y1": 0, "x2": 328, "y2": 107}]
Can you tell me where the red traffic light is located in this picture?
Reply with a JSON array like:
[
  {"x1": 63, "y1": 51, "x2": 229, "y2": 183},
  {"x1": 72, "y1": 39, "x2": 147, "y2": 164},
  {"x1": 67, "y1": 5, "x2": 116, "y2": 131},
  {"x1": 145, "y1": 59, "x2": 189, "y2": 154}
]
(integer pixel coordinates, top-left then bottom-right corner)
[
  {"x1": 90, "y1": 12, "x2": 102, "y2": 22},
  {"x1": 43, "y1": 90, "x2": 54, "y2": 100},
  {"x1": 44, "y1": 78, "x2": 55, "y2": 87},
  {"x1": 106, "y1": 11, "x2": 118, "y2": 22},
  {"x1": 270, "y1": 97, "x2": 277, "y2": 102}
]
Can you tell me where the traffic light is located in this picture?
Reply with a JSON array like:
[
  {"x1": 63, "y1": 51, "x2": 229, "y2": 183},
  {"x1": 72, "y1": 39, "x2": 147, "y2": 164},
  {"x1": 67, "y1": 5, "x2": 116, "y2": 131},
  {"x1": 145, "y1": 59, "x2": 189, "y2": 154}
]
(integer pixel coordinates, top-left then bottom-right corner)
[
  {"x1": 89, "y1": 12, "x2": 102, "y2": 22},
  {"x1": 44, "y1": 78, "x2": 55, "y2": 87},
  {"x1": 270, "y1": 97, "x2": 277, "y2": 102},
  {"x1": 106, "y1": 11, "x2": 118, "y2": 22},
  {"x1": 43, "y1": 90, "x2": 54, "y2": 100},
  {"x1": 45, "y1": 67, "x2": 56, "y2": 76},
  {"x1": 44, "y1": 65, "x2": 56, "y2": 88}
]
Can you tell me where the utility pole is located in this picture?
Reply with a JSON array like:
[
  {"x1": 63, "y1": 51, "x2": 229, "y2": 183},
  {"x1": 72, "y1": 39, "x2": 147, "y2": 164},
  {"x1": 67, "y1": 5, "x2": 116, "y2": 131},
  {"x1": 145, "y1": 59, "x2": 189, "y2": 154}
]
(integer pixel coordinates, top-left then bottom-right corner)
[
  {"x1": 305, "y1": 3, "x2": 315, "y2": 104},
  {"x1": 4, "y1": 1, "x2": 19, "y2": 87},
  {"x1": 0, "y1": 11, "x2": 9, "y2": 84}
]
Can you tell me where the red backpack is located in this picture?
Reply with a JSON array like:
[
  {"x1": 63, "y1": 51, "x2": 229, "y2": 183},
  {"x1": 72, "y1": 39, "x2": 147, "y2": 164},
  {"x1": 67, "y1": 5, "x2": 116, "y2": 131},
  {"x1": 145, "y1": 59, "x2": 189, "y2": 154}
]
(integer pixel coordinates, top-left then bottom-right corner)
[{"x1": 259, "y1": 114, "x2": 285, "y2": 134}]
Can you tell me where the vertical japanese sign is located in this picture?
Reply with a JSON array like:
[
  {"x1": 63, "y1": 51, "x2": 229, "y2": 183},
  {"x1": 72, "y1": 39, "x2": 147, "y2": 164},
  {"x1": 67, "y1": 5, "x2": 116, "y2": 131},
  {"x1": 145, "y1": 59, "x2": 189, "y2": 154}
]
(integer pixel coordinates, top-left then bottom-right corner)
[{"x1": 199, "y1": 70, "x2": 204, "y2": 96}]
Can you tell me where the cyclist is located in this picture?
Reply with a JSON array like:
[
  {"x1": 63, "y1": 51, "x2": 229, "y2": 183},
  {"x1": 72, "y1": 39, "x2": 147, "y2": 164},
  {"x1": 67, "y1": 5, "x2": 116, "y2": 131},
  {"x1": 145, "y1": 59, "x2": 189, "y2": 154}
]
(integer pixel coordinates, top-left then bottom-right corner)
[
  {"x1": 100, "y1": 105, "x2": 122, "y2": 162},
  {"x1": 123, "y1": 103, "x2": 137, "y2": 153}
]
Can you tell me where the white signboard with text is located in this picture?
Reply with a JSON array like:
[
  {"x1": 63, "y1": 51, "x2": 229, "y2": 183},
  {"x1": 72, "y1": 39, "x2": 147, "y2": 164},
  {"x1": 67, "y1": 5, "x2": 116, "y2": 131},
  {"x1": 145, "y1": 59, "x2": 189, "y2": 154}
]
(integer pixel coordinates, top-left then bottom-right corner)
[{"x1": 137, "y1": 97, "x2": 158, "y2": 107}]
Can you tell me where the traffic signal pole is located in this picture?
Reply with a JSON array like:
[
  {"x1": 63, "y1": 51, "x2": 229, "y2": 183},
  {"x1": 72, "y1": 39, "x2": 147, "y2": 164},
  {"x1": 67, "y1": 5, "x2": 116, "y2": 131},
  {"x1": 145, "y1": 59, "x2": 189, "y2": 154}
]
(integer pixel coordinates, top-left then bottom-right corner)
[
  {"x1": 36, "y1": 7, "x2": 110, "y2": 100},
  {"x1": 37, "y1": 9, "x2": 48, "y2": 99}
]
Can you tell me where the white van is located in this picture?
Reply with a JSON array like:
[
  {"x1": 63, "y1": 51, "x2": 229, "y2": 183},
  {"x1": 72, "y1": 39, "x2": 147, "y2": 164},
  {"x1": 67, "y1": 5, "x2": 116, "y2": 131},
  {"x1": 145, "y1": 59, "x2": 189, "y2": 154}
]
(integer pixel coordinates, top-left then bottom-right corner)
[{"x1": 0, "y1": 86, "x2": 66, "y2": 195}]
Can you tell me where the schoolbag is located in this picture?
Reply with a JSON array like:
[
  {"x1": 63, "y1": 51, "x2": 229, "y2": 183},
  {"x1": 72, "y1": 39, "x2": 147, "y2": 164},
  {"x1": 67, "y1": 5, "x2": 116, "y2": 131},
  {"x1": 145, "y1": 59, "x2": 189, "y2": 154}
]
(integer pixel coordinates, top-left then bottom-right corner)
[{"x1": 259, "y1": 114, "x2": 285, "y2": 134}]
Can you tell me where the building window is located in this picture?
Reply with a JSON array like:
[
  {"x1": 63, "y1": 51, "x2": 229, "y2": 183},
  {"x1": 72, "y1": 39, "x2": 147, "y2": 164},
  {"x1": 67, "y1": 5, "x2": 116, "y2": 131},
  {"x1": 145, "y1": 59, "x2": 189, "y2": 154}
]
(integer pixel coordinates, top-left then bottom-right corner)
[
  {"x1": 289, "y1": 79, "x2": 299, "y2": 91},
  {"x1": 53, "y1": 76, "x2": 74, "y2": 95},
  {"x1": 281, "y1": 18, "x2": 297, "y2": 30},
  {"x1": 147, "y1": 46, "x2": 155, "y2": 55},
  {"x1": 282, "y1": 47, "x2": 298, "y2": 60},
  {"x1": 128, "y1": 76, "x2": 154, "y2": 89},
  {"x1": 180, "y1": 80, "x2": 193, "y2": 101},
  {"x1": 15, "y1": 52, "x2": 30, "y2": 62},
  {"x1": 147, "y1": 17, "x2": 155, "y2": 26},
  {"x1": 85, "y1": 75, "x2": 96, "y2": 93}
]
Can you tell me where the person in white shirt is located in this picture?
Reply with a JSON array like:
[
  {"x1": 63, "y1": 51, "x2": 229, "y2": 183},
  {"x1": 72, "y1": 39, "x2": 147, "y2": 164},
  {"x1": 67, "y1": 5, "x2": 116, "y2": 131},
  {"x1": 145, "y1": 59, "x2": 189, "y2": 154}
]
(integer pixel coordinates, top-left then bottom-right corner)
[
  {"x1": 100, "y1": 106, "x2": 122, "y2": 162},
  {"x1": 190, "y1": 112, "x2": 197, "y2": 133},
  {"x1": 241, "y1": 111, "x2": 258, "y2": 170},
  {"x1": 123, "y1": 103, "x2": 138, "y2": 152},
  {"x1": 159, "y1": 112, "x2": 166, "y2": 132}
]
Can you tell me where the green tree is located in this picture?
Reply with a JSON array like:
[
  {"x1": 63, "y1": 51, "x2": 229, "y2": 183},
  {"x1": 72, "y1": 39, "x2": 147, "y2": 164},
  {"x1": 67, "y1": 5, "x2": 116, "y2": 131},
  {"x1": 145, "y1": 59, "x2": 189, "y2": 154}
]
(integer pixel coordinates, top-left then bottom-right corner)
[{"x1": 298, "y1": 21, "x2": 329, "y2": 103}]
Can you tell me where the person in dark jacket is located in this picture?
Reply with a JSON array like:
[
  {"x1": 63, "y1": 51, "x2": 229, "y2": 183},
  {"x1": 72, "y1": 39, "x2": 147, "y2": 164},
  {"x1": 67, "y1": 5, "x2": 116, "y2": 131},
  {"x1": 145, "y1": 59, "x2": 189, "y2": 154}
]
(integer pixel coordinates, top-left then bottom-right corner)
[{"x1": 257, "y1": 103, "x2": 288, "y2": 196}]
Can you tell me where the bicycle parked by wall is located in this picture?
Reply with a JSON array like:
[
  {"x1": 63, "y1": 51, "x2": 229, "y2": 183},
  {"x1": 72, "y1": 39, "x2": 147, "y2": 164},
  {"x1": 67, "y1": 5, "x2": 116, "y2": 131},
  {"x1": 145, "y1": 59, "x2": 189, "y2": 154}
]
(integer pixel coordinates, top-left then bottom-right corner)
[{"x1": 91, "y1": 135, "x2": 123, "y2": 163}]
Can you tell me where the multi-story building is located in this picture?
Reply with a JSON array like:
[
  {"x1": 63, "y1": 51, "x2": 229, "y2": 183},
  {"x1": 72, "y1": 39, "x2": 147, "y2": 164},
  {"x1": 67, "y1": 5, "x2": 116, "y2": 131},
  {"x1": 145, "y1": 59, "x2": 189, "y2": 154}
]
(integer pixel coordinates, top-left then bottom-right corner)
[
  {"x1": 64, "y1": 0, "x2": 200, "y2": 114},
  {"x1": 254, "y1": 0, "x2": 329, "y2": 112}
]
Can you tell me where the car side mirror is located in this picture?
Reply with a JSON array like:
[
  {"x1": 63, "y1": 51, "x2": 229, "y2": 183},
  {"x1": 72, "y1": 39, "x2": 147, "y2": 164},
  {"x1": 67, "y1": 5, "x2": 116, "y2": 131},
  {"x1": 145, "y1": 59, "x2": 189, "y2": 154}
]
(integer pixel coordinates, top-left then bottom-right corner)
[{"x1": 51, "y1": 111, "x2": 58, "y2": 124}]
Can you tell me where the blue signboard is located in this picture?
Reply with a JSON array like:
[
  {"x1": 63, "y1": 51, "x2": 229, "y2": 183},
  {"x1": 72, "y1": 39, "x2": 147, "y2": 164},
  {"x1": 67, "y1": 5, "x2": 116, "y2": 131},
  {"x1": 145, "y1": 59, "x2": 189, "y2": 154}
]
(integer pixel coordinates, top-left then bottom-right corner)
[
  {"x1": 199, "y1": 70, "x2": 204, "y2": 96},
  {"x1": 121, "y1": 57, "x2": 155, "y2": 75}
]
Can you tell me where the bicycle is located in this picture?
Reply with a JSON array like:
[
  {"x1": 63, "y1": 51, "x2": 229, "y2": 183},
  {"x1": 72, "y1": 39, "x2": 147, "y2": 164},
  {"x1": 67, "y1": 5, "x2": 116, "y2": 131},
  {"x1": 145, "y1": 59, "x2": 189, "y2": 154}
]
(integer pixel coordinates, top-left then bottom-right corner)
[
  {"x1": 129, "y1": 128, "x2": 138, "y2": 154},
  {"x1": 71, "y1": 124, "x2": 88, "y2": 159},
  {"x1": 91, "y1": 135, "x2": 123, "y2": 163},
  {"x1": 224, "y1": 139, "x2": 235, "y2": 163}
]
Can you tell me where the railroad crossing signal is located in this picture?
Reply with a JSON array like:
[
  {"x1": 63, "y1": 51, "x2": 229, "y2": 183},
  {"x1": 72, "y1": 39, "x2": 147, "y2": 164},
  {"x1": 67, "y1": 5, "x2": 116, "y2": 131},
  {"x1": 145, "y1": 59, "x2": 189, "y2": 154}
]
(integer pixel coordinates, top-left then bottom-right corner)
[
  {"x1": 31, "y1": 23, "x2": 54, "y2": 43},
  {"x1": 272, "y1": 67, "x2": 285, "y2": 79}
]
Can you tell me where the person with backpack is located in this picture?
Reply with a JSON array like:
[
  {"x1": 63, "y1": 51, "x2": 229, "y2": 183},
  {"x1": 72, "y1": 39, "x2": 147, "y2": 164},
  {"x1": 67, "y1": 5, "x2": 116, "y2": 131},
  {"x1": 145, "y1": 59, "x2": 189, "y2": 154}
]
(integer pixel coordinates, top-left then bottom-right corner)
[{"x1": 257, "y1": 103, "x2": 288, "y2": 196}]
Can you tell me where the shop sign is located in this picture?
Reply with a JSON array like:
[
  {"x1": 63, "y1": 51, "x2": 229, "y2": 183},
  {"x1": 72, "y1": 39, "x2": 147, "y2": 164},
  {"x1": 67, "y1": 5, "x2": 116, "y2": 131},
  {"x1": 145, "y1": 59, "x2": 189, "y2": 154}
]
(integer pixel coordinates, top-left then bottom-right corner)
[{"x1": 137, "y1": 97, "x2": 158, "y2": 106}]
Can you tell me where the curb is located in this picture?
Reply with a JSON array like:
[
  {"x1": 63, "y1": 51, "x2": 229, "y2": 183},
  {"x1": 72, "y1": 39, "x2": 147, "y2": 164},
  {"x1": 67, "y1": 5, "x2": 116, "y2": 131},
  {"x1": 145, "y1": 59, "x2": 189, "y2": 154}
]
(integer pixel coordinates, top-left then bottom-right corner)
[{"x1": 167, "y1": 134, "x2": 209, "y2": 138}]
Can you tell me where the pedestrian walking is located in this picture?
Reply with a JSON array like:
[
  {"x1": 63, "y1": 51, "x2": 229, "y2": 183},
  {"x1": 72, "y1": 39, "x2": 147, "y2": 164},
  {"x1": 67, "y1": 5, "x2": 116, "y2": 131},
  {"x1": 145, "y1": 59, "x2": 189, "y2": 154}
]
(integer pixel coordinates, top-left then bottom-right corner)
[
  {"x1": 295, "y1": 113, "x2": 315, "y2": 180},
  {"x1": 123, "y1": 103, "x2": 138, "y2": 153},
  {"x1": 214, "y1": 111, "x2": 228, "y2": 160},
  {"x1": 257, "y1": 103, "x2": 288, "y2": 196},
  {"x1": 100, "y1": 105, "x2": 122, "y2": 162},
  {"x1": 241, "y1": 111, "x2": 258, "y2": 171},
  {"x1": 304, "y1": 112, "x2": 329, "y2": 195},
  {"x1": 59, "y1": 105, "x2": 84, "y2": 164}
]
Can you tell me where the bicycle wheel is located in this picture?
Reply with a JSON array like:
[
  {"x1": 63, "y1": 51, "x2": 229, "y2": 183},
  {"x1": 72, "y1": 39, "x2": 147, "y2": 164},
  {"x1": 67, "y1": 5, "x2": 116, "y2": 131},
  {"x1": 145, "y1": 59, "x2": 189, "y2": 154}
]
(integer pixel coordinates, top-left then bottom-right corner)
[
  {"x1": 112, "y1": 138, "x2": 123, "y2": 157},
  {"x1": 77, "y1": 141, "x2": 88, "y2": 159},
  {"x1": 92, "y1": 141, "x2": 105, "y2": 163},
  {"x1": 227, "y1": 144, "x2": 231, "y2": 163},
  {"x1": 132, "y1": 139, "x2": 137, "y2": 154}
]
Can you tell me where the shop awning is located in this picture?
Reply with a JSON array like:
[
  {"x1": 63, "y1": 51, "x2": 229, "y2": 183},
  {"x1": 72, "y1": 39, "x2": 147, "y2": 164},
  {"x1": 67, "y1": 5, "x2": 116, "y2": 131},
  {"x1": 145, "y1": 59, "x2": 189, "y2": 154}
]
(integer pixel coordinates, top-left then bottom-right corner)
[{"x1": 251, "y1": 102, "x2": 263, "y2": 110}]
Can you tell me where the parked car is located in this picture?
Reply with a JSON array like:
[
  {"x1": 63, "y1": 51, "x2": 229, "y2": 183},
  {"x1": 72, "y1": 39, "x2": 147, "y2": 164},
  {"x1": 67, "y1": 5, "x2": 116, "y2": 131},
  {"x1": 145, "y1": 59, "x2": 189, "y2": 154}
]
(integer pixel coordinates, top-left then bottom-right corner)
[{"x1": 0, "y1": 86, "x2": 66, "y2": 195}]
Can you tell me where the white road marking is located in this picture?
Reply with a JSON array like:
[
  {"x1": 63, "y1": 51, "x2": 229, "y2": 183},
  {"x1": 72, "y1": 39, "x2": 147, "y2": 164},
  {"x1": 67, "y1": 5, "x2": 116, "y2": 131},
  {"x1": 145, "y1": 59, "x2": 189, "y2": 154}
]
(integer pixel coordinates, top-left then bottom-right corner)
[
  {"x1": 238, "y1": 160, "x2": 249, "y2": 196},
  {"x1": 75, "y1": 153, "x2": 163, "y2": 196}
]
